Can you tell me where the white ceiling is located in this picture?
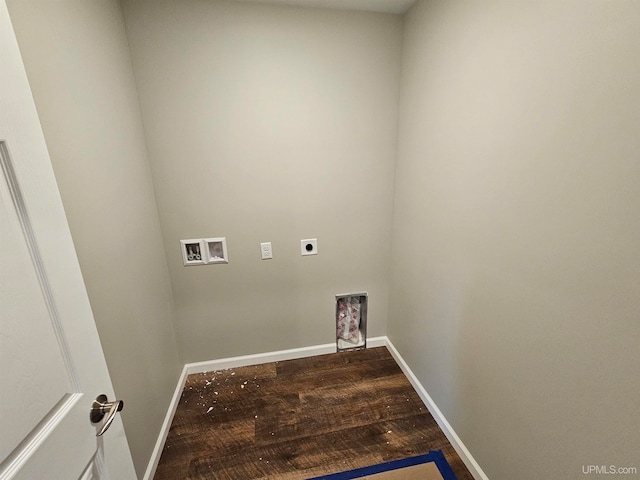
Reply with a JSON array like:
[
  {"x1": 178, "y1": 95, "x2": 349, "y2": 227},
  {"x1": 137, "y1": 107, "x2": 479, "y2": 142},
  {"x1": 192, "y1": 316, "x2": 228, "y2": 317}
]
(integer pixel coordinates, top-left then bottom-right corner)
[{"x1": 233, "y1": 0, "x2": 417, "y2": 15}]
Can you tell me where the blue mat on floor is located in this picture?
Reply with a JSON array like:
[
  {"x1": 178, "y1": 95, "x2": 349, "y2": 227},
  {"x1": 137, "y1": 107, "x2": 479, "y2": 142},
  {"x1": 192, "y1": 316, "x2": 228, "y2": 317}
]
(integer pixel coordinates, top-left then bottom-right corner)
[{"x1": 307, "y1": 450, "x2": 458, "y2": 480}]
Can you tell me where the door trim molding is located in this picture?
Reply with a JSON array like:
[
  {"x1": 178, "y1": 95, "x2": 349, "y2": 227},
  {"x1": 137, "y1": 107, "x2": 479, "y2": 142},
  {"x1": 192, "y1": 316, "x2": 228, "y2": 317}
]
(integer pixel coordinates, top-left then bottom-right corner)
[
  {"x1": 143, "y1": 336, "x2": 487, "y2": 480},
  {"x1": 0, "y1": 394, "x2": 81, "y2": 480},
  {"x1": 0, "y1": 141, "x2": 80, "y2": 392}
]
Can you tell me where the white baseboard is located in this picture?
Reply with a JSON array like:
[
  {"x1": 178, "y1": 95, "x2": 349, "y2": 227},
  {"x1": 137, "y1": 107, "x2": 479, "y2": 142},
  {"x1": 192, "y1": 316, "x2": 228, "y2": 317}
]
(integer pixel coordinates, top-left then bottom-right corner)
[
  {"x1": 185, "y1": 342, "x2": 336, "y2": 375},
  {"x1": 184, "y1": 336, "x2": 387, "y2": 375},
  {"x1": 144, "y1": 336, "x2": 486, "y2": 480},
  {"x1": 383, "y1": 337, "x2": 489, "y2": 480},
  {"x1": 143, "y1": 364, "x2": 189, "y2": 480}
]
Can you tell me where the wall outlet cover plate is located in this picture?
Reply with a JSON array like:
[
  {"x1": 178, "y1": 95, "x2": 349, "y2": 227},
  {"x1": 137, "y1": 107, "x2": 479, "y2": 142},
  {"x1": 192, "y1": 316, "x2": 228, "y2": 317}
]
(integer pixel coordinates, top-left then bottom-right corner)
[
  {"x1": 301, "y1": 238, "x2": 318, "y2": 256},
  {"x1": 260, "y1": 242, "x2": 273, "y2": 260}
]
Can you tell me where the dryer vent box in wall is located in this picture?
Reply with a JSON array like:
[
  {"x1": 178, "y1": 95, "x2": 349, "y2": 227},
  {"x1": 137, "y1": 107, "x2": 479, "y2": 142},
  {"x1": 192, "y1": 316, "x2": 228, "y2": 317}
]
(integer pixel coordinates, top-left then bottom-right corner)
[{"x1": 336, "y1": 292, "x2": 367, "y2": 352}]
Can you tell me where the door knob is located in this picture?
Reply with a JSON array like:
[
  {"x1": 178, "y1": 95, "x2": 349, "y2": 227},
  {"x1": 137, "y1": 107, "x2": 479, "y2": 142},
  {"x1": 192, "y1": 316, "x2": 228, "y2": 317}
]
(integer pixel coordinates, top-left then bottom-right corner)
[{"x1": 90, "y1": 394, "x2": 124, "y2": 437}]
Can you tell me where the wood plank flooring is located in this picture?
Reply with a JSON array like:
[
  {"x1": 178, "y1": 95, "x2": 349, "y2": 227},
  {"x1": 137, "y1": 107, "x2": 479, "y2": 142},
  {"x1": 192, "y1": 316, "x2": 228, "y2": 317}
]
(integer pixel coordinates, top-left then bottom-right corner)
[{"x1": 154, "y1": 347, "x2": 474, "y2": 480}]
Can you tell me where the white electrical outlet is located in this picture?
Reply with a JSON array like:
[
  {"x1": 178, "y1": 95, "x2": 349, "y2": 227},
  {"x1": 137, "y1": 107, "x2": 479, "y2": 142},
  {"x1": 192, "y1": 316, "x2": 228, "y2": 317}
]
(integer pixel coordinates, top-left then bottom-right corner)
[
  {"x1": 301, "y1": 238, "x2": 318, "y2": 256},
  {"x1": 261, "y1": 242, "x2": 272, "y2": 260}
]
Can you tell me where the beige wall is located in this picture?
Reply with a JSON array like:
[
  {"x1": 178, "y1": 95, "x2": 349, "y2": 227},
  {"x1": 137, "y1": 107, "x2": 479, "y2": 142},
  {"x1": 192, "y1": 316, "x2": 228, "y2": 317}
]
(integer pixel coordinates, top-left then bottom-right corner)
[
  {"x1": 11, "y1": 1, "x2": 638, "y2": 477},
  {"x1": 6, "y1": 1, "x2": 181, "y2": 476},
  {"x1": 121, "y1": 0, "x2": 403, "y2": 363},
  {"x1": 390, "y1": 1, "x2": 640, "y2": 479}
]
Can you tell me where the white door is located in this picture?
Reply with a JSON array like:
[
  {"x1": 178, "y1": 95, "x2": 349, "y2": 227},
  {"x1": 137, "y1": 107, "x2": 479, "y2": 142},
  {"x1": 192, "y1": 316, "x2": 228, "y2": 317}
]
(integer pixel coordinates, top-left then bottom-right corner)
[{"x1": 0, "y1": 2, "x2": 136, "y2": 479}]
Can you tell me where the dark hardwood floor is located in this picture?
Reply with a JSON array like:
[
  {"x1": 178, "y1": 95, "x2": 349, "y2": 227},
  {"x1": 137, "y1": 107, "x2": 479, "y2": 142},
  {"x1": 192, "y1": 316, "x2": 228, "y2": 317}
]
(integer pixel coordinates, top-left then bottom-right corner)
[{"x1": 154, "y1": 347, "x2": 474, "y2": 480}]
